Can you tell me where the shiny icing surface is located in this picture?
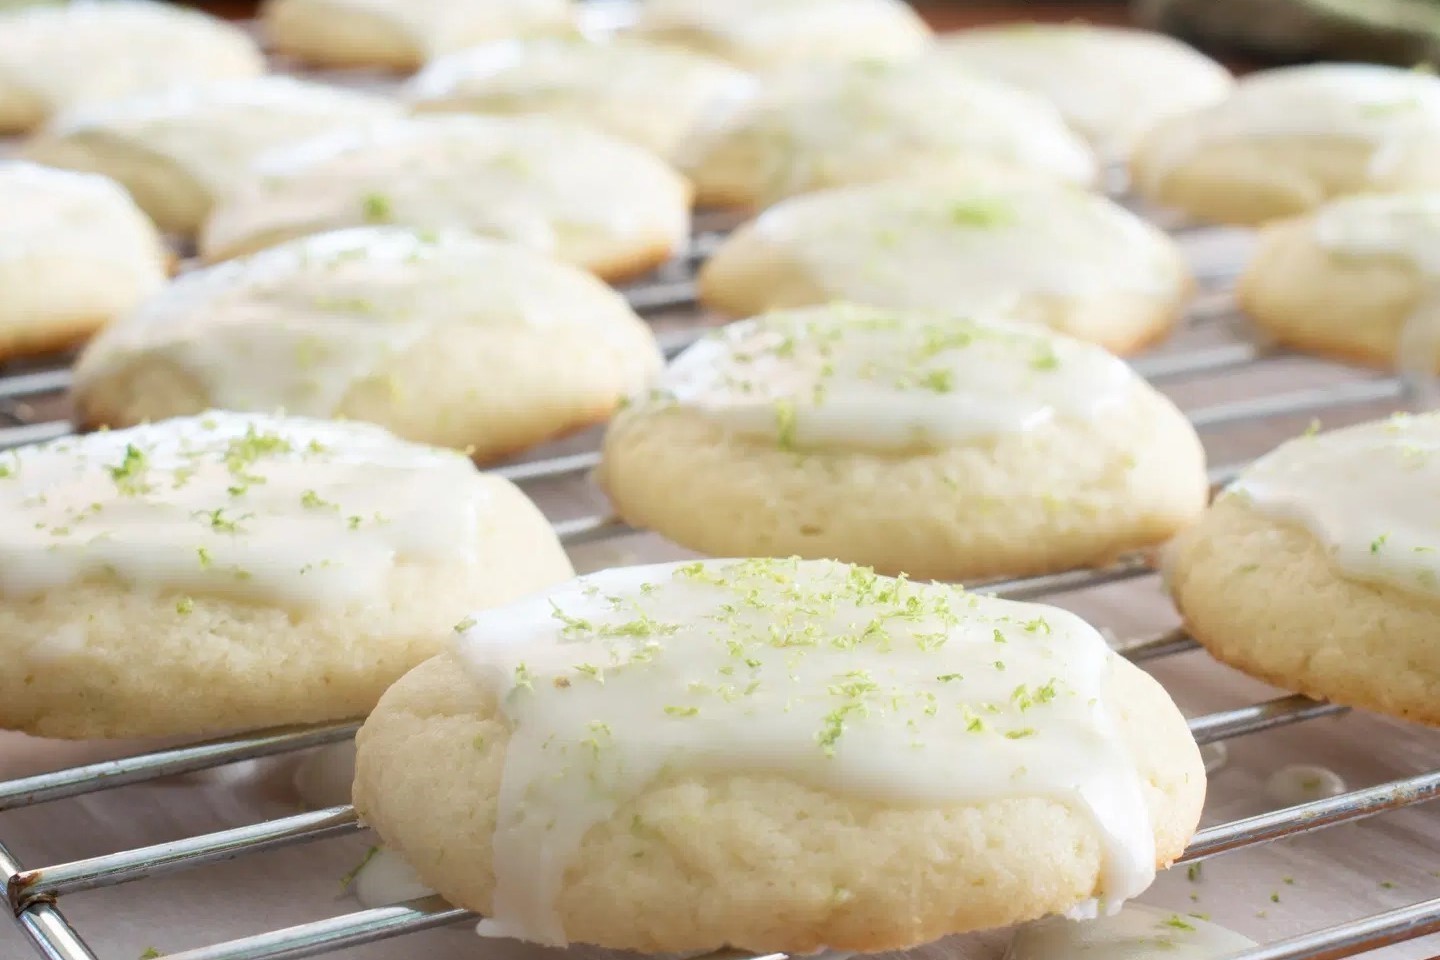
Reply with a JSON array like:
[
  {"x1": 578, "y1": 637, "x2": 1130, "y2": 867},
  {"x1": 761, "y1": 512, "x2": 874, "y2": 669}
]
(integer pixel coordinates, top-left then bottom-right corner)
[
  {"x1": 1141, "y1": 64, "x2": 1440, "y2": 188},
  {"x1": 739, "y1": 181, "x2": 1181, "y2": 313},
  {"x1": 293, "y1": 0, "x2": 573, "y2": 55},
  {"x1": 1312, "y1": 192, "x2": 1440, "y2": 274},
  {"x1": 1264, "y1": 764, "x2": 1348, "y2": 808},
  {"x1": 452, "y1": 558, "x2": 1157, "y2": 946},
  {"x1": 77, "y1": 227, "x2": 643, "y2": 417},
  {"x1": 0, "y1": 161, "x2": 166, "y2": 270},
  {"x1": 0, "y1": 412, "x2": 492, "y2": 608},
  {"x1": 1005, "y1": 902, "x2": 1256, "y2": 960},
  {"x1": 1228, "y1": 413, "x2": 1440, "y2": 598},
  {"x1": 936, "y1": 25, "x2": 1232, "y2": 155},
  {"x1": 351, "y1": 847, "x2": 436, "y2": 909},
  {"x1": 642, "y1": 305, "x2": 1135, "y2": 453},
  {"x1": 409, "y1": 36, "x2": 753, "y2": 158},
  {"x1": 204, "y1": 115, "x2": 688, "y2": 261},
  {"x1": 687, "y1": 56, "x2": 1096, "y2": 195},
  {"x1": 40, "y1": 76, "x2": 399, "y2": 196},
  {"x1": 0, "y1": 0, "x2": 261, "y2": 115}
]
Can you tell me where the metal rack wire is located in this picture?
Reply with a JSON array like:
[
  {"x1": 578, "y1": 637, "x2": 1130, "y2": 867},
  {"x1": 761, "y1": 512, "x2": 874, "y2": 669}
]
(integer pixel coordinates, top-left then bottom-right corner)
[{"x1": 3, "y1": 209, "x2": 1440, "y2": 958}]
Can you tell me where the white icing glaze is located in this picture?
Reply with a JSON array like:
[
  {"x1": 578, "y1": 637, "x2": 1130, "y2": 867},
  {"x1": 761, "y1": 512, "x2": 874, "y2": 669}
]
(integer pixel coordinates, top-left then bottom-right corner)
[
  {"x1": 0, "y1": 161, "x2": 166, "y2": 270},
  {"x1": 741, "y1": 181, "x2": 1181, "y2": 313},
  {"x1": 40, "y1": 76, "x2": 398, "y2": 196},
  {"x1": 1313, "y1": 192, "x2": 1440, "y2": 274},
  {"x1": 293, "y1": 741, "x2": 357, "y2": 810},
  {"x1": 1005, "y1": 902, "x2": 1256, "y2": 960},
  {"x1": 0, "y1": 412, "x2": 493, "y2": 609},
  {"x1": 936, "y1": 25, "x2": 1232, "y2": 156},
  {"x1": 685, "y1": 56, "x2": 1096, "y2": 195},
  {"x1": 1141, "y1": 64, "x2": 1440, "y2": 190},
  {"x1": 351, "y1": 846, "x2": 436, "y2": 909},
  {"x1": 1263, "y1": 764, "x2": 1347, "y2": 808},
  {"x1": 204, "y1": 115, "x2": 689, "y2": 262},
  {"x1": 294, "y1": 0, "x2": 573, "y2": 57},
  {"x1": 0, "y1": 0, "x2": 261, "y2": 117},
  {"x1": 1228, "y1": 412, "x2": 1440, "y2": 598},
  {"x1": 452, "y1": 558, "x2": 1157, "y2": 946},
  {"x1": 76, "y1": 227, "x2": 643, "y2": 417},
  {"x1": 645, "y1": 306, "x2": 1135, "y2": 453},
  {"x1": 409, "y1": 36, "x2": 754, "y2": 158}
]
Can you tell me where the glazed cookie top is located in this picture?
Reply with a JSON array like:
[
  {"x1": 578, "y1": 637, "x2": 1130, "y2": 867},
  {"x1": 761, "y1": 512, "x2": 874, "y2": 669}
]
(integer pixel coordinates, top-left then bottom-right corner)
[
  {"x1": 0, "y1": 161, "x2": 166, "y2": 267},
  {"x1": 636, "y1": 306, "x2": 1134, "y2": 453},
  {"x1": 453, "y1": 557, "x2": 1158, "y2": 945},
  {"x1": 631, "y1": 0, "x2": 931, "y2": 69},
  {"x1": 34, "y1": 77, "x2": 400, "y2": 195},
  {"x1": 721, "y1": 181, "x2": 1183, "y2": 312},
  {"x1": 0, "y1": 0, "x2": 262, "y2": 118},
  {"x1": 76, "y1": 227, "x2": 649, "y2": 416},
  {"x1": 1309, "y1": 192, "x2": 1440, "y2": 273},
  {"x1": 1227, "y1": 413, "x2": 1440, "y2": 599},
  {"x1": 269, "y1": 0, "x2": 574, "y2": 55},
  {"x1": 1138, "y1": 64, "x2": 1440, "y2": 190},
  {"x1": 201, "y1": 115, "x2": 689, "y2": 262},
  {"x1": 409, "y1": 37, "x2": 754, "y2": 158},
  {"x1": 0, "y1": 412, "x2": 503, "y2": 608},
  {"x1": 685, "y1": 57, "x2": 1095, "y2": 201}
]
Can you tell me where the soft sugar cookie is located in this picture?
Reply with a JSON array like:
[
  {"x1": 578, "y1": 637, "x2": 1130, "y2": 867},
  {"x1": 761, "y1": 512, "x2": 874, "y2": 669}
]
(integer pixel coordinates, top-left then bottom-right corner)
[
  {"x1": 935, "y1": 24, "x2": 1232, "y2": 158},
  {"x1": 0, "y1": 162, "x2": 168, "y2": 362},
  {"x1": 1132, "y1": 63, "x2": 1440, "y2": 226},
  {"x1": 354, "y1": 558, "x2": 1206, "y2": 952},
  {"x1": 409, "y1": 37, "x2": 752, "y2": 162},
  {"x1": 681, "y1": 57, "x2": 1097, "y2": 209},
  {"x1": 700, "y1": 180, "x2": 1191, "y2": 354},
  {"x1": 263, "y1": 0, "x2": 574, "y2": 71},
  {"x1": 23, "y1": 77, "x2": 401, "y2": 236},
  {"x1": 1239, "y1": 192, "x2": 1440, "y2": 370},
  {"x1": 598, "y1": 306, "x2": 1208, "y2": 580},
  {"x1": 0, "y1": 412, "x2": 573, "y2": 740},
  {"x1": 201, "y1": 115, "x2": 691, "y2": 281},
  {"x1": 631, "y1": 0, "x2": 931, "y2": 70},
  {"x1": 1167, "y1": 414, "x2": 1440, "y2": 727},
  {"x1": 74, "y1": 228, "x2": 663, "y2": 461},
  {"x1": 0, "y1": 0, "x2": 263, "y2": 134}
]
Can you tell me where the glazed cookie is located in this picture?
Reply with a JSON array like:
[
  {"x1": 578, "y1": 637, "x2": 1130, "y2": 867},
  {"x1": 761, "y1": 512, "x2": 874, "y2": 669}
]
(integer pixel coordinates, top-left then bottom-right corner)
[
  {"x1": 935, "y1": 24, "x2": 1232, "y2": 158},
  {"x1": 0, "y1": 412, "x2": 573, "y2": 740},
  {"x1": 73, "y1": 228, "x2": 664, "y2": 461},
  {"x1": 262, "y1": 0, "x2": 574, "y2": 71},
  {"x1": 0, "y1": 0, "x2": 263, "y2": 134},
  {"x1": 1167, "y1": 413, "x2": 1440, "y2": 727},
  {"x1": 631, "y1": 0, "x2": 931, "y2": 71},
  {"x1": 354, "y1": 558, "x2": 1206, "y2": 952},
  {"x1": 200, "y1": 115, "x2": 691, "y2": 281},
  {"x1": 700, "y1": 180, "x2": 1191, "y2": 355},
  {"x1": 1132, "y1": 63, "x2": 1440, "y2": 226},
  {"x1": 681, "y1": 57, "x2": 1096, "y2": 209},
  {"x1": 409, "y1": 37, "x2": 752, "y2": 162},
  {"x1": 23, "y1": 77, "x2": 400, "y2": 235},
  {"x1": 1239, "y1": 192, "x2": 1440, "y2": 370},
  {"x1": 598, "y1": 306, "x2": 1208, "y2": 581},
  {"x1": 0, "y1": 162, "x2": 168, "y2": 362}
]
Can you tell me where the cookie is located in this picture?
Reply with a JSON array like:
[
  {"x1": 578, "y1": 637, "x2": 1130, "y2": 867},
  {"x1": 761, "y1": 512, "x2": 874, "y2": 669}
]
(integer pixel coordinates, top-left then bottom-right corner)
[
  {"x1": 597, "y1": 305, "x2": 1208, "y2": 581},
  {"x1": 631, "y1": 0, "x2": 930, "y2": 71},
  {"x1": 700, "y1": 180, "x2": 1191, "y2": 355},
  {"x1": 1166, "y1": 413, "x2": 1440, "y2": 727},
  {"x1": 935, "y1": 24, "x2": 1232, "y2": 158},
  {"x1": 0, "y1": 0, "x2": 263, "y2": 134},
  {"x1": 0, "y1": 162, "x2": 169, "y2": 362},
  {"x1": 1238, "y1": 192, "x2": 1440, "y2": 370},
  {"x1": 681, "y1": 57, "x2": 1097, "y2": 209},
  {"x1": 1132, "y1": 63, "x2": 1440, "y2": 226},
  {"x1": 0, "y1": 412, "x2": 573, "y2": 740},
  {"x1": 23, "y1": 77, "x2": 400, "y2": 236},
  {"x1": 409, "y1": 36, "x2": 753, "y2": 163},
  {"x1": 353, "y1": 558, "x2": 1206, "y2": 952},
  {"x1": 74, "y1": 227, "x2": 664, "y2": 461},
  {"x1": 262, "y1": 0, "x2": 574, "y2": 71},
  {"x1": 200, "y1": 115, "x2": 691, "y2": 282}
]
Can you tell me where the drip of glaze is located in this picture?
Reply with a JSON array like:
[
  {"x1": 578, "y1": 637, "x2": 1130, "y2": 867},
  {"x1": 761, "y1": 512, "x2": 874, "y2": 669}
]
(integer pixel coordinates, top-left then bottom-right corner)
[
  {"x1": 1264, "y1": 764, "x2": 1347, "y2": 808},
  {"x1": 1005, "y1": 902, "x2": 1257, "y2": 960},
  {"x1": 351, "y1": 847, "x2": 436, "y2": 910},
  {"x1": 1200, "y1": 742, "x2": 1229, "y2": 776},
  {"x1": 292, "y1": 741, "x2": 357, "y2": 810}
]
